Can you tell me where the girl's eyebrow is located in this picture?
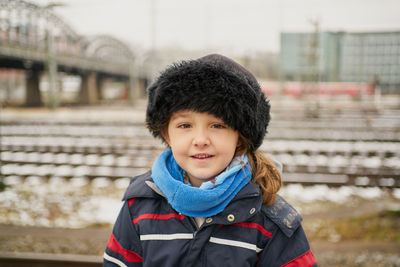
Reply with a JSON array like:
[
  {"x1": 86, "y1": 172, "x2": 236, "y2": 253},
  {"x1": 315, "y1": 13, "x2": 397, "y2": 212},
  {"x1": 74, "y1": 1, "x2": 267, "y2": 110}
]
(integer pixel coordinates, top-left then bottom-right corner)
[
  {"x1": 170, "y1": 112, "x2": 192, "y2": 120},
  {"x1": 170, "y1": 116, "x2": 188, "y2": 124}
]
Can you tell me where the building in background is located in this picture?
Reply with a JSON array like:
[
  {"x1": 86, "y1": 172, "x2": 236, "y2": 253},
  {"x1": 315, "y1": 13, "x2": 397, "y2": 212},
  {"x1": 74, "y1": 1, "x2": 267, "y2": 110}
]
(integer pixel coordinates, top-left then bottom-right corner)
[{"x1": 280, "y1": 31, "x2": 400, "y2": 94}]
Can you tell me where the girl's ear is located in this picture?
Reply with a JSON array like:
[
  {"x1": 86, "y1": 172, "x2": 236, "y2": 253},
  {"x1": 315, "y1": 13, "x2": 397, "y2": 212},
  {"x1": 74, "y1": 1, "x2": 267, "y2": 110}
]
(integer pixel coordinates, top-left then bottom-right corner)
[
  {"x1": 235, "y1": 134, "x2": 249, "y2": 156},
  {"x1": 161, "y1": 129, "x2": 170, "y2": 144}
]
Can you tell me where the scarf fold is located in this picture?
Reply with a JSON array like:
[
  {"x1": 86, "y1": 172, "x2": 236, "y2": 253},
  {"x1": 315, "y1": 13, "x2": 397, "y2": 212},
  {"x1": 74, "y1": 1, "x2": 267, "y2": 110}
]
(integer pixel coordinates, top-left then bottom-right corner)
[{"x1": 151, "y1": 149, "x2": 251, "y2": 217}]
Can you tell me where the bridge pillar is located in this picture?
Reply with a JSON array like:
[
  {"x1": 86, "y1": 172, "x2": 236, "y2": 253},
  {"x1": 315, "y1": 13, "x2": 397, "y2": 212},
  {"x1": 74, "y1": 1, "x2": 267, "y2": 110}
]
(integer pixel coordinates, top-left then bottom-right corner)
[
  {"x1": 80, "y1": 72, "x2": 98, "y2": 104},
  {"x1": 126, "y1": 63, "x2": 145, "y2": 103},
  {"x1": 97, "y1": 76, "x2": 106, "y2": 101},
  {"x1": 126, "y1": 77, "x2": 146, "y2": 102},
  {"x1": 125, "y1": 79, "x2": 133, "y2": 101},
  {"x1": 25, "y1": 70, "x2": 42, "y2": 106}
]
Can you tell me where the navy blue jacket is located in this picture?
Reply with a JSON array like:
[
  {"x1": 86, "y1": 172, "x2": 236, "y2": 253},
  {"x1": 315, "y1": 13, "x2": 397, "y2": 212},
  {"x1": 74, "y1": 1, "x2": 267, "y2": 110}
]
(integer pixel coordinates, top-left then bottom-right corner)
[{"x1": 104, "y1": 171, "x2": 317, "y2": 267}]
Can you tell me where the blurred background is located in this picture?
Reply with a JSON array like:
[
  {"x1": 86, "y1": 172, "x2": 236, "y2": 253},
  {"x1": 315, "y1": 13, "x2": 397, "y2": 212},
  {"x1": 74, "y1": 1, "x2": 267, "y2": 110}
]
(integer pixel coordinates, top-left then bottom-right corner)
[{"x1": 0, "y1": 0, "x2": 399, "y2": 266}]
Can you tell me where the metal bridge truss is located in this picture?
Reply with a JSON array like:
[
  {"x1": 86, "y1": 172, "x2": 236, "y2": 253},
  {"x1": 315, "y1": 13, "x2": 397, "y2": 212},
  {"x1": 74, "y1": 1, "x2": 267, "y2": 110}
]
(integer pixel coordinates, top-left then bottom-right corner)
[{"x1": 0, "y1": 0, "x2": 139, "y2": 107}]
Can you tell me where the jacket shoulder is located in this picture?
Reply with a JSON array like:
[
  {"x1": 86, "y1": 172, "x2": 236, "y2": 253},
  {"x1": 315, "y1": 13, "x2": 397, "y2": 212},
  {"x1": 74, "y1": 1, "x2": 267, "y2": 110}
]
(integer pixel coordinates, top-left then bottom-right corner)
[
  {"x1": 122, "y1": 171, "x2": 161, "y2": 200},
  {"x1": 260, "y1": 195, "x2": 302, "y2": 238}
]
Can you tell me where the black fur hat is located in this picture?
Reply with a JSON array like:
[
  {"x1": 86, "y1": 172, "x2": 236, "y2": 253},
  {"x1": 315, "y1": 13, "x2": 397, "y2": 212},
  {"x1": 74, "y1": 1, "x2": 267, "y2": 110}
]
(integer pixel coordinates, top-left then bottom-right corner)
[{"x1": 146, "y1": 54, "x2": 270, "y2": 151}]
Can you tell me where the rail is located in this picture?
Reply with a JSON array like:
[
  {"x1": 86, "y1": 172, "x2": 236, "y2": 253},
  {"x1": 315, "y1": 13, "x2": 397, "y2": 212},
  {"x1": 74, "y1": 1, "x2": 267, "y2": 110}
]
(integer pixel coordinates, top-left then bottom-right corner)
[
  {"x1": 0, "y1": 252, "x2": 101, "y2": 267},
  {"x1": 1, "y1": 122, "x2": 399, "y2": 141}
]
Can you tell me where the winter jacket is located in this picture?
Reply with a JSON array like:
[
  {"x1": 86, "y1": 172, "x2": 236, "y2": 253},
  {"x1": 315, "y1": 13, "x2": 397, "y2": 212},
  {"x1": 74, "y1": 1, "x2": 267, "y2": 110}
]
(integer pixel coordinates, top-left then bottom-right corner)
[{"x1": 104, "y1": 171, "x2": 317, "y2": 267}]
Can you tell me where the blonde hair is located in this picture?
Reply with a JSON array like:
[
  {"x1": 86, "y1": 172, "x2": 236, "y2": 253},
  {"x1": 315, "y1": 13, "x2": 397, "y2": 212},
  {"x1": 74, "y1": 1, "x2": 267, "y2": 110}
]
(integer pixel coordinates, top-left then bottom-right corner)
[{"x1": 236, "y1": 135, "x2": 282, "y2": 206}]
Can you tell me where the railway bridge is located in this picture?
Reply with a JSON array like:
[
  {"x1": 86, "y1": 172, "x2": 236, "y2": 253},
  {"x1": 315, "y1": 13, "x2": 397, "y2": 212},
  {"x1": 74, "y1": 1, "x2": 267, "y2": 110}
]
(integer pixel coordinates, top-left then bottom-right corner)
[{"x1": 0, "y1": 0, "x2": 142, "y2": 108}]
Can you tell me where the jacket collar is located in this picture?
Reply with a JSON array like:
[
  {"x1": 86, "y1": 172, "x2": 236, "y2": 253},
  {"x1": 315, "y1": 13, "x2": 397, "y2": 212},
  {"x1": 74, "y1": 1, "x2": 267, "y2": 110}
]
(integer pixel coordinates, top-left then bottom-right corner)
[
  {"x1": 123, "y1": 171, "x2": 262, "y2": 223},
  {"x1": 123, "y1": 171, "x2": 159, "y2": 200},
  {"x1": 124, "y1": 171, "x2": 260, "y2": 201}
]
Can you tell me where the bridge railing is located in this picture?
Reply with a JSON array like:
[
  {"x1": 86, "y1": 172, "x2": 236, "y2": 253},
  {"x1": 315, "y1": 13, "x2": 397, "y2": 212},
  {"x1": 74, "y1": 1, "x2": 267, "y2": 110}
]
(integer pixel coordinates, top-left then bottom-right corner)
[{"x1": 0, "y1": 0, "x2": 134, "y2": 65}]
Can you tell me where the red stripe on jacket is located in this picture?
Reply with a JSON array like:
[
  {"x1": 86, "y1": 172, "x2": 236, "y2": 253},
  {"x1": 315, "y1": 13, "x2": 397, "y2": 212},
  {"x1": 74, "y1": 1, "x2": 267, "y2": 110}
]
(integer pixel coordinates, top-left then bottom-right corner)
[
  {"x1": 107, "y1": 233, "x2": 143, "y2": 262},
  {"x1": 132, "y1": 213, "x2": 185, "y2": 224},
  {"x1": 281, "y1": 250, "x2": 316, "y2": 267},
  {"x1": 232, "y1": 222, "x2": 273, "y2": 238},
  {"x1": 128, "y1": 198, "x2": 136, "y2": 207}
]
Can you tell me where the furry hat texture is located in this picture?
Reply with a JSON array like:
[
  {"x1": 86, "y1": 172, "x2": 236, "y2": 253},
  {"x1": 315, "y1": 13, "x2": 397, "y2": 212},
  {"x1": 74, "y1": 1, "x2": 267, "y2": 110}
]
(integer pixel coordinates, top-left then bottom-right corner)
[{"x1": 145, "y1": 54, "x2": 270, "y2": 151}]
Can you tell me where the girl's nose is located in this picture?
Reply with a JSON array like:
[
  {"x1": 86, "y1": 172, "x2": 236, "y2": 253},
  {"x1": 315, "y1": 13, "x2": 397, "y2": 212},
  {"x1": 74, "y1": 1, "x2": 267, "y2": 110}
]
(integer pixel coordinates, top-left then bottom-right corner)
[{"x1": 192, "y1": 128, "x2": 210, "y2": 147}]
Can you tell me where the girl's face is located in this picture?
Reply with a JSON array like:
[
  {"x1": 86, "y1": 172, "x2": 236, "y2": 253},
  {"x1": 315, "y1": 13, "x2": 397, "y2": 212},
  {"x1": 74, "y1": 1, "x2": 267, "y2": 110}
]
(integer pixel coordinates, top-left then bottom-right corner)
[{"x1": 163, "y1": 110, "x2": 239, "y2": 187}]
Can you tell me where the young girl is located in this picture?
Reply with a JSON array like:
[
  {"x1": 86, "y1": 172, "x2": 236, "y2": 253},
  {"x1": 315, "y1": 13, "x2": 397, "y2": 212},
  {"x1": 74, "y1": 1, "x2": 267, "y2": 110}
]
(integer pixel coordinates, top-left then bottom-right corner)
[{"x1": 104, "y1": 54, "x2": 317, "y2": 267}]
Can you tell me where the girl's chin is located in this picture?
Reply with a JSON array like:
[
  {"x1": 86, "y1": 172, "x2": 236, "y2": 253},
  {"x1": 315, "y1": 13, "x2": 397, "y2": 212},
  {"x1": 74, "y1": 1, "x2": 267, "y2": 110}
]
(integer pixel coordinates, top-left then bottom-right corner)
[
  {"x1": 191, "y1": 177, "x2": 213, "y2": 182},
  {"x1": 188, "y1": 175, "x2": 215, "y2": 186}
]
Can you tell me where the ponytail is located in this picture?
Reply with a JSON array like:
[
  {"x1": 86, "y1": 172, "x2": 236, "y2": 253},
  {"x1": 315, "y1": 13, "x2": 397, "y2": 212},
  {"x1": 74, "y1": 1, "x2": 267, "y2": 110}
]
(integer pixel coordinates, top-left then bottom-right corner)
[
  {"x1": 248, "y1": 151, "x2": 282, "y2": 206},
  {"x1": 236, "y1": 135, "x2": 282, "y2": 206}
]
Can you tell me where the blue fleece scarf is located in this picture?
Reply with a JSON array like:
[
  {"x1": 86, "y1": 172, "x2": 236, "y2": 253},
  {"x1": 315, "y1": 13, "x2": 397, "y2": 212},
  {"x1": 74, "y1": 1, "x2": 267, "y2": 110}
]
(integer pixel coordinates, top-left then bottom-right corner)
[{"x1": 151, "y1": 149, "x2": 251, "y2": 217}]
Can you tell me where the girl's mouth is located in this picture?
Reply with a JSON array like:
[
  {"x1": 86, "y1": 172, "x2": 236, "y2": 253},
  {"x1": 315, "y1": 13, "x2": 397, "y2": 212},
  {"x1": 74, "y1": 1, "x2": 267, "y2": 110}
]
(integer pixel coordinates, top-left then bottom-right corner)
[{"x1": 191, "y1": 154, "x2": 213, "y2": 159}]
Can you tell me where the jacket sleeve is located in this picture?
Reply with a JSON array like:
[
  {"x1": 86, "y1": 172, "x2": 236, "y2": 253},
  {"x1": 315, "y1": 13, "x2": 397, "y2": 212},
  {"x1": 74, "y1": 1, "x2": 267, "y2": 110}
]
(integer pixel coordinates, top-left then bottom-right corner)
[
  {"x1": 258, "y1": 224, "x2": 317, "y2": 267},
  {"x1": 103, "y1": 200, "x2": 143, "y2": 267}
]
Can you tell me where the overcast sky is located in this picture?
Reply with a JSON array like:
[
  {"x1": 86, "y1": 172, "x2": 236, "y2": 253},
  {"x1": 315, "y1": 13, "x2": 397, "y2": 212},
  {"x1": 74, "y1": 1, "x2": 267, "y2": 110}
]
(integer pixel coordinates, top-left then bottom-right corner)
[{"x1": 31, "y1": 0, "x2": 400, "y2": 54}]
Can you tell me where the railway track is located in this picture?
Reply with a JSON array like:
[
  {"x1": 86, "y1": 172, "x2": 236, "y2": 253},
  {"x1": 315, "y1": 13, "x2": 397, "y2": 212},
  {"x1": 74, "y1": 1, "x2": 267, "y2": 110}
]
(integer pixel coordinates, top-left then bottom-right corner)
[
  {"x1": 1, "y1": 123, "x2": 399, "y2": 141},
  {"x1": 2, "y1": 139, "x2": 399, "y2": 187},
  {"x1": 0, "y1": 252, "x2": 102, "y2": 267},
  {"x1": 1, "y1": 108, "x2": 400, "y2": 188}
]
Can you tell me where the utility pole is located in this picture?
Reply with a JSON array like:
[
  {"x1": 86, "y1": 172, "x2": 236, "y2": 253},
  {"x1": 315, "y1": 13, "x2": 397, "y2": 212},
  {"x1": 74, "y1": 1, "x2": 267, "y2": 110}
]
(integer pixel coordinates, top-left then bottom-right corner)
[
  {"x1": 43, "y1": 2, "x2": 65, "y2": 109},
  {"x1": 149, "y1": 0, "x2": 157, "y2": 82},
  {"x1": 46, "y1": 26, "x2": 58, "y2": 109},
  {"x1": 308, "y1": 19, "x2": 319, "y2": 84},
  {"x1": 307, "y1": 18, "x2": 321, "y2": 117},
  {"x1": 277, "y1": 0, "x2": 284, "y2": 100}
]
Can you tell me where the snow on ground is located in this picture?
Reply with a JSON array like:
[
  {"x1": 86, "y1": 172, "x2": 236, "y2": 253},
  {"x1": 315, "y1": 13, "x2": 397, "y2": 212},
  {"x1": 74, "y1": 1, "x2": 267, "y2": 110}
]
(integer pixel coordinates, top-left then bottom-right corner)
[
  {"x1": 0, "y1": 176, "x2": 128, "y2": 228},
  {"x1": 279, "y1": 184, "x2": 400, "y2": 217},
  {"x1": 0, "y1": 176, "x2": 399, "y2": 228},
  {"x1": 280, "y1": 184, "x2": 391, "y2": 203}
]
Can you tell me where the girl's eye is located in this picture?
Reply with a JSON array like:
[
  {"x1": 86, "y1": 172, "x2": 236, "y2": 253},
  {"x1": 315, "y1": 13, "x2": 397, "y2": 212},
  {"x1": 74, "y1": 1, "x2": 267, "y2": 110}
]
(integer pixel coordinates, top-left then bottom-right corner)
[
  {"x1": 212, "y1": 123, "x2": 226, "y2": 129},
  {"x1": 178, "y1": 123, "x2": 191, "y2": 129}
]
